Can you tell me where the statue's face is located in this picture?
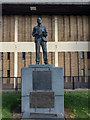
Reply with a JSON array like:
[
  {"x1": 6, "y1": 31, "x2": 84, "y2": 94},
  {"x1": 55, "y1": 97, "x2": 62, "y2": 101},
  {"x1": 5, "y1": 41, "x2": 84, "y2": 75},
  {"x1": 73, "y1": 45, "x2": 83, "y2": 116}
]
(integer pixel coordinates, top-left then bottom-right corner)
[{"x1": 37, "y1": 18, "x2": 42, "y2": 24}]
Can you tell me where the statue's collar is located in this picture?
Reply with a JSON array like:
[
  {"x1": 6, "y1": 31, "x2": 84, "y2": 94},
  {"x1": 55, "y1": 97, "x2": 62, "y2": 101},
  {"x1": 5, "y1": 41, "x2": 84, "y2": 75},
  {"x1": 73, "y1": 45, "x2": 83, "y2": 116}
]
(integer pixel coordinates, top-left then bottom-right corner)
[{"x1": 38, "y1": 24, "x2": 42, "y2": 27}]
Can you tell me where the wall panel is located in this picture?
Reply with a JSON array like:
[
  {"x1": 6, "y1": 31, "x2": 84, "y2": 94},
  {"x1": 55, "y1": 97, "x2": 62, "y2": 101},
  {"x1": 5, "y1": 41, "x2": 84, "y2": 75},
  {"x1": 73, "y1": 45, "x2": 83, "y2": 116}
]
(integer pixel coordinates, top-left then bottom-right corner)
[
  {"x1": 58, "y1": 16, "x2": 64, "y2": 41},
  {"x1": 10, "y1": 52, "x2": 14, "y2": 84},
  {"x1": 65, "y1": 16, "x2": 69, "y2": 41},
  {"x1": 70, "y1": 16, "x2": 77, "y2": 41},
  {"x1": 77, "y1": 16, "x2": 83, "y2": 41},
  {"x1": 2, "y1": 16, "x2": 15, "y2": 42},
  {"x1": 83, "y1": 16, "x2": 89, "y2": 41},
  {"x1": 58, "y1": 52, "x2": 64, "y2": 76}
]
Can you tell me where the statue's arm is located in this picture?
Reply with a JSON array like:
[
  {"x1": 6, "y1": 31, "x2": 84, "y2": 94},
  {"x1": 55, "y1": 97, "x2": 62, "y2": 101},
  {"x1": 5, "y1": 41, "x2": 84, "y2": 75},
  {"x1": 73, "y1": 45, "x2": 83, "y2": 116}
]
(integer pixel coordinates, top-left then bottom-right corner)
[
  {"x1": 32, "y1": 27, "x2": 37, "y2": 37},
  {"x1": 43, "y1": 27, "x2": 48, "y2": 37}
]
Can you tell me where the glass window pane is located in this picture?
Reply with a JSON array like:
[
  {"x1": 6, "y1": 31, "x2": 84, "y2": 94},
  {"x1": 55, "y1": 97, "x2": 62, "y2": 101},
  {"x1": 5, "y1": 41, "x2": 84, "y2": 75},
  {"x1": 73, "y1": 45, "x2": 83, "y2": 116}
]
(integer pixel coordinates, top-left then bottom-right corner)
[
  {"x1": 7, "y1": 52, "x2": 10, "y2": 60},
  {"x1": 7, "y1": 70, "x2": 10, "y2": 77},
  {"x1": 88, "y1": 70, "x2": 90, "y2": 76},
  {"x1": 81, "y1": 69, "x2": 84, "y2": 76},
  {"x1": 87, "y1": 52, "x2": 90, "y2": 59},
  {"x1": 80, "y1": 52, "x2": 84, "y2": 59},
  {"x1": 22, "y1": 52, "x2": 25, "y2": 60}
]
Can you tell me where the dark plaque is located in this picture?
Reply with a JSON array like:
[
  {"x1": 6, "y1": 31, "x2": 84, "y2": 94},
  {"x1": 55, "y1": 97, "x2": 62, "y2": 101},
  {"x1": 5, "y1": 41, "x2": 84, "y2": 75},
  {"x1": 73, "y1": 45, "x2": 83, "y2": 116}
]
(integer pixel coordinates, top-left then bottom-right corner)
[
  {"x1": 33, "y1": 71, "x2": 52, "y2": 90},
  {"x1": 30, "y1": 92, "x2": 54, "y2": 108}
]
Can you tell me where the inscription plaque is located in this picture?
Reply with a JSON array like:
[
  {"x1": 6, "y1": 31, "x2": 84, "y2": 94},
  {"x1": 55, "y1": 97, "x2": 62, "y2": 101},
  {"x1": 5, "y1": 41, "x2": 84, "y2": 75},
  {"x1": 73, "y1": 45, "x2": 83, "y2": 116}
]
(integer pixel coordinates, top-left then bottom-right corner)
[
  {"x1": 33, "y1": 71, "x2": 52, "y2": 90},
  {"x1": 30, "y1": 92, "x2": 54, "y2": 108}
]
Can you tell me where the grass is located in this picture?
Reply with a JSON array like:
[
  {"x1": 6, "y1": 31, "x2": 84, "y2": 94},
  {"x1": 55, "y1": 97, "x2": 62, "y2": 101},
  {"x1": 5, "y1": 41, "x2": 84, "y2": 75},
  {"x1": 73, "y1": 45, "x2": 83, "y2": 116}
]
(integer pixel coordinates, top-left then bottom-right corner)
[
  {"x1": 64, "y1": 91, "x2": 89, "y2": 118},
  {"x1": 1, "y1": 91, "x2": 89, "y2": 119},
  {"x1": 2, "y1": 92, "x2": 21, "y2": 118}
]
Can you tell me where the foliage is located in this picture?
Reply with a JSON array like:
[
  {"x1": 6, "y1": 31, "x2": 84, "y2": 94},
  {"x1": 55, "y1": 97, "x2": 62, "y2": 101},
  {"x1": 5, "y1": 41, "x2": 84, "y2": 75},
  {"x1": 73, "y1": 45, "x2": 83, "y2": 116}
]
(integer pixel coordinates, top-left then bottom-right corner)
[
  {"x1": 64, "y1": 91, "x2": 88, "y2": 118},
  {"x1": 2, "y1": 92, "x2": 21, "y2": 118}
]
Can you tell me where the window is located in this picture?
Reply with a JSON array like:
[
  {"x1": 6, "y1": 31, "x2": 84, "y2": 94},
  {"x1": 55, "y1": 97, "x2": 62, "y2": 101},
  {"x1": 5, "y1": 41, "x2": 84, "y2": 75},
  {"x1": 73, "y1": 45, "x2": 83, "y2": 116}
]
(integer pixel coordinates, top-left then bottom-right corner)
[
  {"x1": 81, "y1": 69, "x2": 85, "y2": 76},
  {"x1": 88, "y1": 69, "x2": 90, "y2": 76},
  {"x1": 87, "y1": 52, "x2": 90, "y2": 59},
  {"x1": 7, "y1": 52, "x2": 10, "y2": 60},
  {"x1": 0, "y1": 52, "x2": 3, "y2": 60},
  {"x1": 7, "y1": 70, "x2": 10, "y2": 77},
  {"x1": 80, "y1": 52, "x2": 84, "y2": 59},
  {"x1": 22, "y1": 52, "x2": 25, "y2": 60}
]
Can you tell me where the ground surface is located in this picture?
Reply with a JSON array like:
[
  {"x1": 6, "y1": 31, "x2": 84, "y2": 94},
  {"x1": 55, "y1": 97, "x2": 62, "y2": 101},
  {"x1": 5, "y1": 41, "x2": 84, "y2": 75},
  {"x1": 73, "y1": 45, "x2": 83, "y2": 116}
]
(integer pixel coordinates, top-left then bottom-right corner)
[{"x1": 2, "y1": 90, "x2": 89, "y2": 119}]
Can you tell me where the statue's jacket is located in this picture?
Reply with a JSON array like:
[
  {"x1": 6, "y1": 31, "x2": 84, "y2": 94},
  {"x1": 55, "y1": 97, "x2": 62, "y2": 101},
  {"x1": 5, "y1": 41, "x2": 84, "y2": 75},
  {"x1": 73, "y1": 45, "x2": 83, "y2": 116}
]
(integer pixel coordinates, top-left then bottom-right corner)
[{"x1": 32, "y1": 25, "x2": 48, "y2": 43}]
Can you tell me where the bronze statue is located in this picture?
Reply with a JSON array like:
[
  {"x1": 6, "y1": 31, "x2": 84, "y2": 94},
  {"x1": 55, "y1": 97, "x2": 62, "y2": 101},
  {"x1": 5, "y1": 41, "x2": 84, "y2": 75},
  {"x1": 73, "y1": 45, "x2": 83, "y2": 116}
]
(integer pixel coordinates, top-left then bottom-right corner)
[{"x1": 32, "y1": 18, "x2": 48, "y2": 64}]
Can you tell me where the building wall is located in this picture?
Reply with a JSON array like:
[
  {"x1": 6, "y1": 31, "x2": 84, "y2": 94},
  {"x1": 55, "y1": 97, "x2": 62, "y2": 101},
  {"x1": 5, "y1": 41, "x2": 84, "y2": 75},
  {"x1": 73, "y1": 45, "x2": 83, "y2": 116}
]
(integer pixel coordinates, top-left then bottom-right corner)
[
  {"x1": 0, "y1": 15, "x2": 90, "y2": 84},
  {"x1": 2, "y1": 15, "x2": 89, "y2": 42}
]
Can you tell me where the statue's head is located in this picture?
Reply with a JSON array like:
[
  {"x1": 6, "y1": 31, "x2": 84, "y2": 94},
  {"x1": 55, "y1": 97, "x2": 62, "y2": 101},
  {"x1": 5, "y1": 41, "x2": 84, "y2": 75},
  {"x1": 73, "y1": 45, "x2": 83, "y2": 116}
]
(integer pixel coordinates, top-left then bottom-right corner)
[{"x1": 37, "y1": 17, "x2": 42, "y2": 24}]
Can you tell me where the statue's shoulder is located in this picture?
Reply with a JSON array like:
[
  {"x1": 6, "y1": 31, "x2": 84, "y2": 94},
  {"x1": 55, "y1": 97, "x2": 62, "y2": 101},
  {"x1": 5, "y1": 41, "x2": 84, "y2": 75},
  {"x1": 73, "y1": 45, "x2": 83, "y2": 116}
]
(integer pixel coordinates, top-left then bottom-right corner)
[
  {"x1": 42, "y1": 26, "x2": 46, "y2": 29},
  {"x1": 33, "y1": 26, "x2": 38, "y2": 29}
]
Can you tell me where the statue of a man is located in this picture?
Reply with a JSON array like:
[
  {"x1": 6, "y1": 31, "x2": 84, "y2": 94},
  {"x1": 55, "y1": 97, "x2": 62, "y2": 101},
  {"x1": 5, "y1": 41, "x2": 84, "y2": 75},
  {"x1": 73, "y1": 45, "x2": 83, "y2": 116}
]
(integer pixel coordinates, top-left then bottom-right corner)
[{"x1": 32, "y1": 18, "x2": 48, "y2": 64}]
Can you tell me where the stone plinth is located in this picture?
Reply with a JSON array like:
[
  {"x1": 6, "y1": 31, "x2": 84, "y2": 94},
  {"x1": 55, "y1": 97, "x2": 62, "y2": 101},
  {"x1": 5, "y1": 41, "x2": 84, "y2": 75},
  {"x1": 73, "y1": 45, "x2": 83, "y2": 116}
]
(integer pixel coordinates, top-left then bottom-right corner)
[{"x1": 21, "y1": 64, "x2": 64, "y2": 119}]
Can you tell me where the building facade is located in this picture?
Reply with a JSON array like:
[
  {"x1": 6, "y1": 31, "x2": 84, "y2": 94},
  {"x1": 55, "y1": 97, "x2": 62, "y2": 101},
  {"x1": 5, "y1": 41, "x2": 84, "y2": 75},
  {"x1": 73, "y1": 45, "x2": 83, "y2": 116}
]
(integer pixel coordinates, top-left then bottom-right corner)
[{"x1": 0, "y1": 0, "x2": 90, "y2": 88}]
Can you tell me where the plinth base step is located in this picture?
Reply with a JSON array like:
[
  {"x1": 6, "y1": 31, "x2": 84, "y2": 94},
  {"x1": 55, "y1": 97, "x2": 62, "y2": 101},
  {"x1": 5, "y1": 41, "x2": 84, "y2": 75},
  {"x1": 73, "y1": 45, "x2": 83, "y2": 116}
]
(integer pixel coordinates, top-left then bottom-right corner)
[{"x1": 30, "y1": 113, "x2": 57, "y2": 117}]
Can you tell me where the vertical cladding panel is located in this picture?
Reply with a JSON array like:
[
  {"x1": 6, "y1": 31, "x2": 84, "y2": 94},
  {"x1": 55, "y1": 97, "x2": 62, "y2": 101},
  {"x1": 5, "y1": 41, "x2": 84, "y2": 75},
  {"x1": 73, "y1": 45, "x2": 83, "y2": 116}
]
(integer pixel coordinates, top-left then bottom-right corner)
[
  {"x1": 39, "y1": 52, "x2": 42, "y2": 64},
  {"x1": 6, "y1": 16, "x2": 9, "y2": 42},
  {"x1": 18, "y1": 16, "x2": 23, "y2": 42},
  {"x1": 32, "y1": 52, "x2": 36, "y2": 64},
  {"x1": 8, "y1": 16, "x2": 11, "y2": 42},
  {"x1": 22, "y1": 17, "x2": 26, "y2": 42},
  {"x1": 52, "y1": 52, "x2": 55, "y2": 67},
  {"x1": 22, "y1": 54, "x2": 25, "y2": 67},
  {"x1": 77, "y1": 16, "x2": 83, "y2": 41},
  {"x1": 65, "y1": 16, "x2": 69, "y2": 41},
  {"x1": 26, "y1": 16, "x2": 32, "y2": 42},
  {"x1": 70, "y1": 16, "x2": 77, "y2": 41},
  {"x1": 10, "y1": 53, "x2": 14, "y2": 84},
  {"x1": 7, "y1": 53, "x2": 9, "y2": 70},
  {"x1": 26, "y1": 17, "x2": 28, "y2": 42},
  {"x1": 52, "y1": 16, "x2": 55, "y2": 42},
  {"x1": 2, "y1": 16, "x2": 15, "y2": 42},
  {"x1": 84, "y1": 52, "x2": 88, "y2": 82},
  {"x1": 2, "y1": 17, "x2": 4, "y2": 42},
  {"x1": 0, "y1": 16, "x2": 1, "y2": 42},
  {"x1": 78, "y1": 52, "x2": 81, "y2": 77},
  {"x1": 47, "y1": 52, "x2": 51, "y2": 65},
  {"x1": 71, "y1": 52, "x2": 78, "y2": 76},
  {"x1": 58, "y1": 16, "x2": 64, "y2": 41},
  {"x1": 18, "y1": 16, "x2": 21, "y2": 42},
  {"x1": 30, "y1": 52, "x2": 32, "y2": 64},
  {"x1": 83, "y1": 16, "x2": 89, "y2": 41},
  {"x1": 58, "y1": 52, "x2": 64, "y2": 76},
  {"x1": 3, "y1": 16, "x2": 8, "y2": 42},
  {"x1": 49, "y1": 52, "x2": 55, "y2": 66},
  {"x1": 0, "y1": 60, "x2": 2, "y2": 70},
  {"x1": 26, "y1": 52, "x2": 30, "y2": 68},
  {"x1": 41, "y1": 52, "x2": 44, "y2": 64},
  {"x1": 3, "y1": 53, "x2": 7, "y2": 84},
  {"x1": 25, "y1": 52, "x2": 28, "y2": 67},
  {"x1": 32, "y1": 15, "x2": 37, "y2": 42},
  {"x1": 22, "y1": 17, "x2": 25, "y2": 42},
  {"x1": 11, "y1": 16, "x2": 15, "y2": 42},
  {"x1": 65, "y1": 52, "x2": 70, "y2": 76},
  {"x1": 18, "y1": 53, "x2": 22, "y2": 77}
]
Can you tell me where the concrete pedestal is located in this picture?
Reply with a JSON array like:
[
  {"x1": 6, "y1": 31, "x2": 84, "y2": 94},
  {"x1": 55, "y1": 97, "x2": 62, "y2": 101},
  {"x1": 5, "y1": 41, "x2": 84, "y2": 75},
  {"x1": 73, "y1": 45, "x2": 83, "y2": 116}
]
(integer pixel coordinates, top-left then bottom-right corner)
[{"x1": 21, "y1": 64, "x2": 64, "y2": 119}]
